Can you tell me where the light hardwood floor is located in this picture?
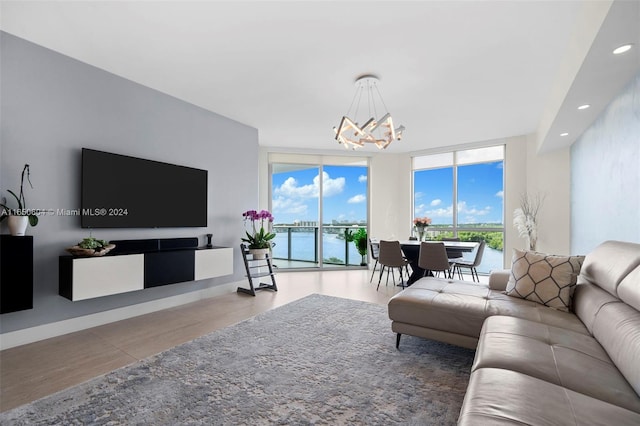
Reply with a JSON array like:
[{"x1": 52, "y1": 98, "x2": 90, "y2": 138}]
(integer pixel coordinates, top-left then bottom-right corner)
[
  {"x1": 1, "y1": 269, "x2": 409, "y2": 412},
  {"x1": 1, "y1": 269, "x2": 486, "y2": 412}
]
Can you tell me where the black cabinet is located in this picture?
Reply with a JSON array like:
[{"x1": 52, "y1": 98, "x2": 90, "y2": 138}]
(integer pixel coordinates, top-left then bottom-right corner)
[
  {"x1": 144, "y1": 250, "x2": 195, "y2": 288},
  {"x1": 1, "y1": 235, "x2": 34, "y2": 314}
]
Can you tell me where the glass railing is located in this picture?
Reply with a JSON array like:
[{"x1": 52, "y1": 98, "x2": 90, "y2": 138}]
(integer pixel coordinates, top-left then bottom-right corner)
[{"x1": 272, "y1": 225, "x2": 367, "y2": 268}]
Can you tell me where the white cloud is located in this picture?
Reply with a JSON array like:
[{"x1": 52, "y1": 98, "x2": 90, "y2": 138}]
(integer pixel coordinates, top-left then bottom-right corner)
[
  {"x1": 320, "y1": 172, "x2": 345, "y2": 197},
  {"x1": 348, "y1": 194, "x2": 366, "y2": 204},
  {"x1": 358, "y1": 174, "x2": 367, "y2": 183},
  {"x1": 274, "y1": 176, "x2": 315, "y2": 198},
  {"x1": 430, "y1": 199, "x2": 442, "y2": 207},
  {"x1": 495, "y1": 190, "x2": 504, "y2": 198},
  {"x1": 414, "y1": 191, "x2": 424, "y2": 200},
  {"x1": 415, "y1": 203, "x2": 452, "y2": 218},
  {"x1": 428, "y1": 206, "x2": 454, "y2": 218},
  {"x1": 273, "y1": 171, "x2": 345, "y2": 199},
  {"x1": 415, "y1": 200, "x2": 492, "y2": 221},
  {"x1": 272, "y1": 196, "x2": 308, "y2": 215},
  {"x1": 457, "y1": 201, "x2": 491, "y2": 216}
]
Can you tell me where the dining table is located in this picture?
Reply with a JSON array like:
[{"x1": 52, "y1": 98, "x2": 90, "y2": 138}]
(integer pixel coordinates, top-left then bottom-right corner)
[{"x1": 399, "y1": 240, "x2": 479, "y2": 285}]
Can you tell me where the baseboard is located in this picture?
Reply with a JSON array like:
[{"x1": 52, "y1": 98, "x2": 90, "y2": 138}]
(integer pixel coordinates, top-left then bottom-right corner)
[{"x1": 0, "y1": 281, "x2": 243, "y2": 350}]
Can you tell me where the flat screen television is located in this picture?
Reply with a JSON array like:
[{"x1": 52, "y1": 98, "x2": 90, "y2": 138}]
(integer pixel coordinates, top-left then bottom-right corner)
[{"x1": 81, "y1": 148, "x2": 208, "y2": 228}]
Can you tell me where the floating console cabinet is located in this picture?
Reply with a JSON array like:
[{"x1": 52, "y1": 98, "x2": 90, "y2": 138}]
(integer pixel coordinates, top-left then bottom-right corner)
[
  {"x1": 60, "y1": 254, "x2": 144, "y2": 301},
  {"x1": 59, "y1": 238, "x2": 233, "y2": 301},
  {"x1": 1, "y1": 235, "x2": 34, "y2": 314}
]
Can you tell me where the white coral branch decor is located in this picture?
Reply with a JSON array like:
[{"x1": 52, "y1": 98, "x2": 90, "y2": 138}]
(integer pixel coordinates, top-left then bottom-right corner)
[{"x1": 513, "y1": 193, "x2": 544, "y2": 251}]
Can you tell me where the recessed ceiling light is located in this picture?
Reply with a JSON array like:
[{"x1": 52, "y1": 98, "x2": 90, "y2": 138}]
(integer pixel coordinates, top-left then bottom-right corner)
[
  {"x1": 578, "y1": 104, "x2": 590, "y2": 110},
  {"x1": 613, "y1": 44, "x2": 633, "y2": 55},
  {"x1": 560, "y1": 133, "x2": 569, "y2": 137}
]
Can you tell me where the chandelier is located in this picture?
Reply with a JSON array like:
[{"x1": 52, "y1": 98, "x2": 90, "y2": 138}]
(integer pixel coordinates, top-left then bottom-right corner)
[{"x1": 333, "y1": 74, "x2": 405, "y2": 150}]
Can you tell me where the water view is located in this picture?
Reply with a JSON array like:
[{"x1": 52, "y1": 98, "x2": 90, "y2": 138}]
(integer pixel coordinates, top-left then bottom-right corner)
[{"x1": 272, "y1": 231, "x2": 504, "y2": 273}]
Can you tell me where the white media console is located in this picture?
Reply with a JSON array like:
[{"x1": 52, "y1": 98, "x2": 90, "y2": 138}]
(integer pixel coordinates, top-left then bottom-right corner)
[{"x1": 59, "y1": 238, "x2": 233, "y2": 301}]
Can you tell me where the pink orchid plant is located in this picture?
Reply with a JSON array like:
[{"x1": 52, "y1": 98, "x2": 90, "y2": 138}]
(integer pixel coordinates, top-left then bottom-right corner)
[{"x1": 241, "y1": 209, "x2": 276, "y2": 249}]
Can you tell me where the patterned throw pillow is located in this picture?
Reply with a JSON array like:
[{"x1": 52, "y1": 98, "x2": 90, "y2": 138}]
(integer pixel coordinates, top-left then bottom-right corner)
[{"x1": 505, "y1": 249, "x2": 585, "y2": 312}]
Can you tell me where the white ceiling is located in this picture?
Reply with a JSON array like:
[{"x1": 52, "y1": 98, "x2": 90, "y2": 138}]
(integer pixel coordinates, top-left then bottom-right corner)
[{"x1": 1, "y1": 1, "x2": 638, "y2": 154}]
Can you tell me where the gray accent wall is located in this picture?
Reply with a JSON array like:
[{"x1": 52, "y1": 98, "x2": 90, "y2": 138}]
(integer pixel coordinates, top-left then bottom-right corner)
[
  {"x1": 0, "y1": 32, "x2": 258, "y2": 333},
  {"x1": 571, "y1": 72, "x2": 640, "y2": 254}
]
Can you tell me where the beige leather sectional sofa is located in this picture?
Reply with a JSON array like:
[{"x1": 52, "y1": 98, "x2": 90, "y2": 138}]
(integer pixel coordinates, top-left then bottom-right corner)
[{"x1": 388, "y1": 240, "x2": 640, "y2": 425}]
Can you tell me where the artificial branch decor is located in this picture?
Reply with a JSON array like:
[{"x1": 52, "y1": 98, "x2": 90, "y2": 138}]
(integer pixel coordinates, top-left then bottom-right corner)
[{"x1": 513, "y1": 192, "x2": 545, "y2": 251}]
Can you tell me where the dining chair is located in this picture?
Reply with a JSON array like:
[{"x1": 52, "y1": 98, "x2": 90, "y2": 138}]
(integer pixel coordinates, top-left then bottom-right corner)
[
  {"x1": 452, "y1": 241, "x2": 485, "y2": 282},
  {"x1": 377, "y1": 240, "x2": 410, "y2": 290},
  {"x1": 418, "y1": 241, "x2": 453, "y2": 279},
  {"x1": 368, "y1": 238, "x2": 380, "y2": 283},
  {"x1": 441, "y1": 237, "x2": 464, "y2": 262}
]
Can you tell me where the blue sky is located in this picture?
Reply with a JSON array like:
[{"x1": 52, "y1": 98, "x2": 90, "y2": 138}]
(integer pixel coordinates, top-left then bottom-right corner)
[
  {"x1": 271, "y1": 160, "x2": 503, "y2": 226},
  {"x1": 414, "y1": 161, "x2": 504, "y2": 225},
  {"x1": 272, "y1": 165, "x2": 367, "y2": 224}
]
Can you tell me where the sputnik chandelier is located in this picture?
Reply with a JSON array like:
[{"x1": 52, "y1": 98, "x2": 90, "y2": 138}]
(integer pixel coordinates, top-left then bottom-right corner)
[{"x1": 333, "y1": 74, "x2": 405, "y2": 150}]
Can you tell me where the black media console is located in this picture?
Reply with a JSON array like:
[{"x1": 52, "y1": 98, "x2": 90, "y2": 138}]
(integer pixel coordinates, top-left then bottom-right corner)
[{"x1": 59, "y1": 237, "x2": 233, "y2": 301}]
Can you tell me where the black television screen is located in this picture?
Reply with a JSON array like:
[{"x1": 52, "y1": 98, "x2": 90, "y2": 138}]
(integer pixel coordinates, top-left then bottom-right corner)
[{"x1": 81, "y1": 148, "x2": 208, "y2": 228}]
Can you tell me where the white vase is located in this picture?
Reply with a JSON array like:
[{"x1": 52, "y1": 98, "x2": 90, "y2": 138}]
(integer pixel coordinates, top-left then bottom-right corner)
[
  {"x1": 7, "y1": 215, "x2": 29, "y2": 236},
  {"x1": 249, "y1": 248, "x2": 269, "y2": 259}
]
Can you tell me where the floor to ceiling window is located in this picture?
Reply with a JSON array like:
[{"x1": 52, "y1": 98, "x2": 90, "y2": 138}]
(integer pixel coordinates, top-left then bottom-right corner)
[
  {"x1": 270, "y1": 155, "x2": 369, "y2": 270},
  {"x1": 413, "y1": 145, "x2": 504, "y2": 273}
]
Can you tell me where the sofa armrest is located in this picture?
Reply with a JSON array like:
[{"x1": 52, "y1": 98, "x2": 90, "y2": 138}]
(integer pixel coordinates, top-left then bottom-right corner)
[{"x1": 489, "y1": 269, "x2": 511, "y2": 291}]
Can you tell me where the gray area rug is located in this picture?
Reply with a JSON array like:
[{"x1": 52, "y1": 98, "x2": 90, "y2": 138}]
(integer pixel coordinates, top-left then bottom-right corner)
[{"x1": 2, "y1": 294, "x2": 475, "y2": 425}]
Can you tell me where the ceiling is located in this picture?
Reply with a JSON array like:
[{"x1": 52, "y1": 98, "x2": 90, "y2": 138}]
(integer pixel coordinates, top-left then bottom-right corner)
[{"x1": 1, "y1": 1, "x2": 638, "y2": 154}]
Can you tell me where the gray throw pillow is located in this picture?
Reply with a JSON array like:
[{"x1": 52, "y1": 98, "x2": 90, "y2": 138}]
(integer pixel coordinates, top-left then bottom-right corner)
[{"x1": 505, "y1": 249, "x2": 585, "y2": 312}]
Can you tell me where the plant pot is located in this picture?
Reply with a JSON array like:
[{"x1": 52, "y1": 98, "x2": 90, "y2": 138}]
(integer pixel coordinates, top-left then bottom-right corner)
[
  {"x1": 7, "y1": 215, "x2": 29, "y2": 236},
  {"x1": 249, "y1": 248, "x2": 269, "y2": 259}
]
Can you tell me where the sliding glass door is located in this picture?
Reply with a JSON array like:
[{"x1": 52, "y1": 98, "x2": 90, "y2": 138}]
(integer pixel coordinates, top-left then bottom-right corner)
[
  {"x1": 271, "y1": 164, "x2": 321, "y2": 269},
  {"x1": 322, "y1": 164, "x2": 368, "y2": 267},
  {"x1": 270, "y1": 156, "x2": 369, "y2": 270}
]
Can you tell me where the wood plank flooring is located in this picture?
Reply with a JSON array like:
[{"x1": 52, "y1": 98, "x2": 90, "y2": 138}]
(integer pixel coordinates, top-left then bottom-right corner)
[
  {"x1": 0, "y1": 269, "x2": 404, "y2": 412},
  {"x1": 1, "y1": 269, "x2": 485, "y2": 413}
]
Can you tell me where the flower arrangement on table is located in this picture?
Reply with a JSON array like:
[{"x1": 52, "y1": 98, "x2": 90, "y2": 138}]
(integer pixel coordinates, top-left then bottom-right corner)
[
  {"x1": 241, "y1": 209, "x2": 276, "y2": 249},
  {"x1": 413, "y1": 216, "x2": 432, "y2": 241},
  {"x1": 413, "y1": 216, "x2": 432, "y2": 229}
]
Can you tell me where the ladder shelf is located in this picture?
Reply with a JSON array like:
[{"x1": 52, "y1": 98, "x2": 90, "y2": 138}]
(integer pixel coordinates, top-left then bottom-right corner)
[{"x1": 237, "y1": 244, "x2": 278, "y2": 296}]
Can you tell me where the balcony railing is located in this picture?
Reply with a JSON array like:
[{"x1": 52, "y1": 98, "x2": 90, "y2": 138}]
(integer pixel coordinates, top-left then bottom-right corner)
[{"x1": 272, "y1": 225, "x2": 367, "y2": 267}]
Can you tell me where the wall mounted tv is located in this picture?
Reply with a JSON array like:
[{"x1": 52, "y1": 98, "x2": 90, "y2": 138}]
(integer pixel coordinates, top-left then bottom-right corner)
[{"x1": 81, "y1": 148, "x2": 208, "y2": 228}]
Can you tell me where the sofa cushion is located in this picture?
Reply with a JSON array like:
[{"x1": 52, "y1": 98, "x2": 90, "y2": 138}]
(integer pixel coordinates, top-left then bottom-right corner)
[
  {"x1": 388, "y1": 278, "x2": 588, "y2": 341},
  {"x1": 580, "y1": 240, "x2": 640, "y2": 297},
  {"x1": 473, "y1": 316, "x2": 640, "y2": 413},
  {"x1": 573, "y1": 282, "x2": 621, "y2": 334},
  {"x1": 458, "y1": 368, "x2": 640, "y2": 426},
  {"x1": 504, "y1": 249, "x2": 584, "y2": 312},
  {"x1": 591, "y1": 300, "x2": 640, "y2": 397},
  {"x1": 618, "y1": 264, "x2": 640, "y2": 311}
]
